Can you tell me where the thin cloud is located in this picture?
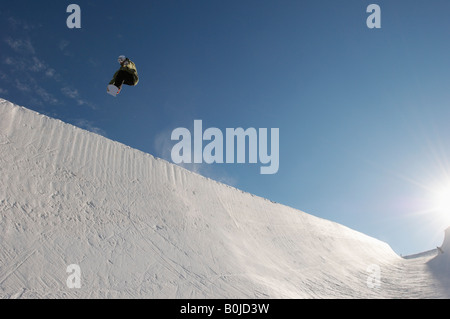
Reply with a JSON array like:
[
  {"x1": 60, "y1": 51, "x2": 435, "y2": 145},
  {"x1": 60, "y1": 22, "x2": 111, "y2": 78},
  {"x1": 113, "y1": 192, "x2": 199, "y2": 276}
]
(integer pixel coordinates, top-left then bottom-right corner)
[
  {"x1": 74, "y1": 119, "x2": 107, "y2": 137},
  {"x1": 61, "y1": 87, "x2": 80, "y2": 99},
  {"x1": 5, "y1": 37, "x2": 35, "y2": 55},
  {"x1": 45, "y1": 68, "x2": 56, "y2": 78},
  {"x1": 35, "y1": 85, "x2": 58, "y2": 105},
  {"x1": 15, "y1": 79, "x2": 31, "y2": 92},
  {"x1": 4, "y1": 55, "x2": 57, "y2": 79},
  {"x1": 29, "y1": 56, "x2": 46, "y2": 72},
  {"x1": 61, "y1": 86, "x2": 96, "y2": 109},
  {"x1": 4, "y1": 57, "x2": 13, "y2": 65},
  {"x1": 7, "y1": 16, "x2": 38, "y2": 31},
  {"x1": 4, "y1": 56, "x2": 27, "y2": 70},
  {"x1": 59, "y1": 40, "x2": 70, "y2": 51},
  {"x1": 1, "y1": 33, "x2": 94, "y2": 109},
  {"x1": 58, "y1": 40, "x2": 73, "y2": 56}
]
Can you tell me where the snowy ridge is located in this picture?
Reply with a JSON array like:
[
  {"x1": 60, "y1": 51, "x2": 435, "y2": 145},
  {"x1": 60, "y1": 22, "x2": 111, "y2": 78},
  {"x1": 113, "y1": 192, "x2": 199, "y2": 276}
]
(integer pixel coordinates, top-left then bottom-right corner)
[
  {"x1": 427, "y1": 227, "x2": 450, "y2": 286},
  {"x1": 0, "y1": 98, "x2": 448, "y2": 298}
]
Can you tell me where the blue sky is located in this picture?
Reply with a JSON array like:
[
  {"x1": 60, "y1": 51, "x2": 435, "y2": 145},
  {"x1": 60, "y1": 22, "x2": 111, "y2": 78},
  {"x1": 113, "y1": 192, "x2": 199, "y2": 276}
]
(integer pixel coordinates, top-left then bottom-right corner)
[{"x1": 2, "y1": 0, "x2": 450, "y2": 255}]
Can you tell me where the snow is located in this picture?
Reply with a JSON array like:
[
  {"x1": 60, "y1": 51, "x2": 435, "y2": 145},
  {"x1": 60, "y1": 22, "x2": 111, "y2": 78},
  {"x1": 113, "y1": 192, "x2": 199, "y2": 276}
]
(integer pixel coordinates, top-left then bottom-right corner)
[{"x1": 0, "y1": 98, "x2": 449, "y2": 298}]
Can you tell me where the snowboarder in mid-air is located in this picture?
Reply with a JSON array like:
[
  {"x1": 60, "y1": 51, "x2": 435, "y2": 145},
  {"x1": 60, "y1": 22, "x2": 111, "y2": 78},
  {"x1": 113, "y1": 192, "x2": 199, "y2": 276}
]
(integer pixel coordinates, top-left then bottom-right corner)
[{"x1": 107, "y1": 55, "x2": 139, "y2": 96}]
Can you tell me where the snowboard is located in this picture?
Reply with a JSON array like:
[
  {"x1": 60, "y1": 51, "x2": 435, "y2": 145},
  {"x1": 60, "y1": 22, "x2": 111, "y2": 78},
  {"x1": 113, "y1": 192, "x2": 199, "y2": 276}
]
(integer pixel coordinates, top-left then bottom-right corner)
[{"x1": 107, "y1": 84, "x2": 120, "y2": 97}]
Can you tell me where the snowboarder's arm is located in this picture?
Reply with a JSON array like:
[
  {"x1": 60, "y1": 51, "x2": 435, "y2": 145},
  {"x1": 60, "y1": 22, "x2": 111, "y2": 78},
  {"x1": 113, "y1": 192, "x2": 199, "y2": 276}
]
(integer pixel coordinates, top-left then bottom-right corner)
[{"x1": 120, "y1": 65, "x2": 137, "y2": 75}]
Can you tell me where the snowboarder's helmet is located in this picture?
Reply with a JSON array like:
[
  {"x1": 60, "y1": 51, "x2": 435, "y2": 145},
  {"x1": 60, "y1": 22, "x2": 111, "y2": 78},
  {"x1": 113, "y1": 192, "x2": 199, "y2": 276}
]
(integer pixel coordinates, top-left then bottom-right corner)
[{"x1": 118, "y1": 55, "x2": 126, "y2": 64}]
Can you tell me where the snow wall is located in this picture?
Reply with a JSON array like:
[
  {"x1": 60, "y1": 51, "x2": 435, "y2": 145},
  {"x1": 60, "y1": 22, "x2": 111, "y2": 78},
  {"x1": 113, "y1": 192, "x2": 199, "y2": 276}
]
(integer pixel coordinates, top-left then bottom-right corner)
[
  {"x1": 428, "y1": 227, "x2": 450, "y2": 278},
  {"x1": 0, "y1": 98, "x2": 447, "y2": 298}
]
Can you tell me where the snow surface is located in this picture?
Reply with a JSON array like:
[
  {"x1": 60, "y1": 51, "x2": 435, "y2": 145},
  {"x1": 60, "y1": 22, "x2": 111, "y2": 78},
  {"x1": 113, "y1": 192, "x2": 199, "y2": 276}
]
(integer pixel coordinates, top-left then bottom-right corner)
[{"x1": 0, "y1": 98, "x2": 449, "y2": 298}]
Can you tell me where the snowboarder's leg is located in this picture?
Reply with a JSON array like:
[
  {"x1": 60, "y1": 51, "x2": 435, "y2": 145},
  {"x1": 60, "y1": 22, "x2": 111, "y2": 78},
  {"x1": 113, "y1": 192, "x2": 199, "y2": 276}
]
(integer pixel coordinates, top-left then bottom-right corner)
[
  {"x1": 112, "y1": 71, "x2": 125, "y2": 89},
  {"x1": 113, "y1": 70, "x2": 134, "y2": 88}
]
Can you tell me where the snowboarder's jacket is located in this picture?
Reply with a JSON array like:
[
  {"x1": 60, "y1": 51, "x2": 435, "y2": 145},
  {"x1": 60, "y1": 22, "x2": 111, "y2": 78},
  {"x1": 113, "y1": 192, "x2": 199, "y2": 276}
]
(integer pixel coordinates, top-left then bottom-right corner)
[{"x1": 109, "y1": 58, "x2": 139, "y2": 86}]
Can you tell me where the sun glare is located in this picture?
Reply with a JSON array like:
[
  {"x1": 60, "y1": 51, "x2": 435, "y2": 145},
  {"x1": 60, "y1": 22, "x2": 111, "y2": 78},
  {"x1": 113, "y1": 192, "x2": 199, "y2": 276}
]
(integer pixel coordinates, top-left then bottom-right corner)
[
  {"x1": 428, "y1": 182, "x2": 450, "y2": 226},
  {"x1": 432, "y1": 185, "x2": 450, "y2": 216}
]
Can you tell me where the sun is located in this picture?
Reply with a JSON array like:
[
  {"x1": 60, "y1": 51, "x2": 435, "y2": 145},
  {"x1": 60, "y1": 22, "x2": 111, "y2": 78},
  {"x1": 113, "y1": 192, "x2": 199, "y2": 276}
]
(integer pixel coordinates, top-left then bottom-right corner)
[{"x1": 429, "y1": 183, "x2": 450, "y2": 223}]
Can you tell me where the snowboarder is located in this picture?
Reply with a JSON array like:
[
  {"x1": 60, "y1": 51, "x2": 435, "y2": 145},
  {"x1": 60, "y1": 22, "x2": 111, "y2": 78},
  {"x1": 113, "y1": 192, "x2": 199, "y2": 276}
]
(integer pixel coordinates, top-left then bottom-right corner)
[{"x1": 107, "y1": 55, "x2": 139, "y2": 96}]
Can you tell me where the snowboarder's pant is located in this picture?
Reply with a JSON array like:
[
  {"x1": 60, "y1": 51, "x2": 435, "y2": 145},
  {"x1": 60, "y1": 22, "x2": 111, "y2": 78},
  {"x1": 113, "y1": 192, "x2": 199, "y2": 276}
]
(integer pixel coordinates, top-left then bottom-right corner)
[{"x1": 113, "y1": 70, "x2": 136, "y2": 88}]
